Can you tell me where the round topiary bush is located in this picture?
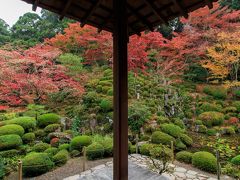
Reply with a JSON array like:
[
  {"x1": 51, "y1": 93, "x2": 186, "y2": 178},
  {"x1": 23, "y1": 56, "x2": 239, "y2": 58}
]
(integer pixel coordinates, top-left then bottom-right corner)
[
  {"x1": 196, "y1": 125, "x2": 207, "y2": 133},
  {"x1": 206, "y1": 129, "x2": 217, "y2": 136},
  {"x1": 86, "y1": 143, "x2": 104, "y2": 160},
  {"x1": 176, "y1": 151, "x2": 193, "y2": 164},
  {"x1": 58, "y1": 144, "x2": 70, "y2": 151},
  {"x1": 34, "y1": 129, "x2": 46, "y2": 138},
  {"x1": 179, "y1": 134, "x2": 193, "y2": 146},
  {"x1": 151, "y1": 131, "x2": 175, "y2": 146},
  {"x1": 44, "y1": 124, "x2": 61, "y2": 133},
  {"x1": 2, "y1": 117, "x2": 36, "y2": 132},
  {"x1": 0, "y1": 124, "x2": 24, "y2": 137},
  {"x1": 22, "y1": 133, "x2": 35, "y2": 144},
  {"x1": 44, "y1": 147, "x2": 58, "y2": 157},
  {"x1": 198, "y1": 111, "x2": 224, "y2": 127},
  {"x1": 32, "y1": 142, "x2": 51, "y2": 152},
  {"x1": 22, "y1": 152, "x2": 54, "y2": 177},
  {"x1": 192, "y1": 151, "x2": 217, "y2": 172},
  {"x1": 231, "y1": 155, "x2": 240, "y2": 165},
  {"x1": 160, "y1": 123, "x2": 184, "y2": 138},
  {"x1": 0, "y1": 134, "x2": 22, "y2": 150},
  {"x1": 176, "y1": 139, "x2": 187, "y2": 150},
  {"x1": 70, "y1": 135, "x2": 92, "y2": 151},
  {"x1": 37, "y1": 113, "x2": 61, "y2": 128},
  {"x1": 52, "y1": 150, "x2": 69, "y2": 166}
]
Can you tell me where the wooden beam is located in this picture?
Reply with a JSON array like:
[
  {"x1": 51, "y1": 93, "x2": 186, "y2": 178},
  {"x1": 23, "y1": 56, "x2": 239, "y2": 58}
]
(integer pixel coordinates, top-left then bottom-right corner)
[
  {"x1": 113, "y1": 0, "x2": 128, "y2": 179},
  {"x1": 32, "y1": 0, "x2": 40, "y2": 11},
  {"x1": 59, "y1": 0, "x2": 74, "y2": 20},
  {"x1": 204, "y1": 0, "x2": 213, "y2": 9},
  {"x1": 127, "y1": 3, "x2": 154, "y2": 31},
  {"x1": 172, "y1": 0, "x2": 188, "y2": 18},
  {"x1": 80, "y1": 0, "x2": 101, "y2": 27},
  {"x1": 143, "y1": 0, "x2": 167, "y2": 24}
]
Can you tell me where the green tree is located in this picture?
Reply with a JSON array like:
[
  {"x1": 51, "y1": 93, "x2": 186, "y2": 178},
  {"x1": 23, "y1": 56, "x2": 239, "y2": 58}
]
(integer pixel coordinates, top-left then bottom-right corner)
[
  {"x1": 220, "y1": 0, "x2": 240, "y2": 9},
  {"x1": 0, "y1": 19, "x2": 11, "y2": 45}
]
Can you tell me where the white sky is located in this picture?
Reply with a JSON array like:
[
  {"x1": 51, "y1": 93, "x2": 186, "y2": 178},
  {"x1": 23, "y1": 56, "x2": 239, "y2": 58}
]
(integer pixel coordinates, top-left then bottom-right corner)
[{"x1": 0, "y1": 0, "x2": 41, "y2": 27}]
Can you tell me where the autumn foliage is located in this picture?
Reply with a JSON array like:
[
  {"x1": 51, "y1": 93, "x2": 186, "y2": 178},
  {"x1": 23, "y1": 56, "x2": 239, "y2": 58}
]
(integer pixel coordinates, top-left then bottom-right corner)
[{"x1": 0, "y1": 45, "x2": 84, "y2": 107}]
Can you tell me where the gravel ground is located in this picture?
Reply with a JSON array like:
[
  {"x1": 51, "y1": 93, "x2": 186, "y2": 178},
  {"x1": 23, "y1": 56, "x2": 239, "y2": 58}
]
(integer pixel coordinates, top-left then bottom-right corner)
[{"x1": 6, "y1": 157, "x2": 112, "y2": 180}]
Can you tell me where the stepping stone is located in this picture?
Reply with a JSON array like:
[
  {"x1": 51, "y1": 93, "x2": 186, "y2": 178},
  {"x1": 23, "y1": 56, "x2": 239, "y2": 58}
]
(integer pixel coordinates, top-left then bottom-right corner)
[
  {"x1": 175, "y1": 167, "x2": 187, "y2": 173},
  {"x1": 173, "y1": 172, "x2": 186, "y2": 179},
  {"x1": 187, "y1": 170, "x2": 198, "y2": 175}
]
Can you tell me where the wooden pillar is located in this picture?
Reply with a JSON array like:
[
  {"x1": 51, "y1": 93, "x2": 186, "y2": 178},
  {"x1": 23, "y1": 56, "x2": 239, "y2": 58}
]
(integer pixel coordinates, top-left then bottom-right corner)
[{"x1": 113, "y1": 0, "x2": 128, "y2": 179}]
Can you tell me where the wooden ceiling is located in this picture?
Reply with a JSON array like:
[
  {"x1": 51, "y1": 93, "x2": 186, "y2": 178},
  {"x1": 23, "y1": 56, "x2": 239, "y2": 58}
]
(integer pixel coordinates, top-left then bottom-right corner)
[{"x1": 21, "y1": 0, "x2": 218, "y2": 36}]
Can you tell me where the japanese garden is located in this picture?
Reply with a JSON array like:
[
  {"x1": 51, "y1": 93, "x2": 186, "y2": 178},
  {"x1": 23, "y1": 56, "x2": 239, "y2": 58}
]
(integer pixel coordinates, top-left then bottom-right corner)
[{"x1": 0, "y1": 0, "x2": 239, "y2": 179}]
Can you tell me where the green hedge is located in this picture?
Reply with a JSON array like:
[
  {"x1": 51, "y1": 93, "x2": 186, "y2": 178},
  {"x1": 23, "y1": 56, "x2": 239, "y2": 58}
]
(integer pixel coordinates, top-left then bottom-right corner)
[
  {"x1": 151, "y1": 131, "x2": 175, "y2": 146},
  {"x1": 53, "y1": 150, "x2": 69, "y2": 166},
  {"x1": 203, "y1": 86, "x2": 227, "y2": 99},
  {"x1": 161, "y1": 123, "x2": 184, "y2": 138},
  {"x1": 0, "y1": 134, "x2": 22, "y2": 150},
  {"x1": 32, "y1": 142, "x2": 51, "y2": 152},
  {"x1": 0, "y1": 124, "x2": 24, "y2": 137},
  {"x1": 231, "y1": 155, "x2": 240, "y2": 165},
  {"x1": 34, "y1": 129, "x2": 46, "y2": 138},
  {"x1": 44, "y1": 124, "x2": 61, "y2": 133},
  {"x1": 179, "y1": 134, "x2": 193, "y2": 146},
  {"x1": 198, "y1": 111, "x2": 224, "y2": 127},
  {"x1": 70, "y1": 135, "x2": 92, "y2": 151},
  {"x1": 0, "y1": 149, "x2": 19, "y2": 158},
  {"x1": 192, "y1": 151, "x2": 217, "y2": 172},
  {"x1": 44, "y1": 147, "x2": 58, "y2": 157},
  {"x1": 1, "y1": 117, "x2": 36, "y2": 132},
  {"x1": 37, "y1": 113, "x2": 61, "y2": 128},
  {"x1": 22, "y1": 133, "x2": 35, "y2": 144},
  {"x1": 58, "y1": 144, "x2": 70, "y2": 151},
  {"x1": 22, "y1": 152, "x2": 54, "y2": 177},
  {"x1": 176, "y1": 139, "x2": 187, "y2": 150},
  {"x1": 86, "y1": 143, "x2": 104, "y2": 160},
  {"x1": 176, "y1": 151, "x2": 193, "y2": 164}
]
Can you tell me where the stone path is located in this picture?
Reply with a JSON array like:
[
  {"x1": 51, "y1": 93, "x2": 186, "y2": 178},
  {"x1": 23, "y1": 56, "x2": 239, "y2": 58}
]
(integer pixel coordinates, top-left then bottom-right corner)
[{"x1": 64, "y1": 154, "x2": 233, "y2": 180}]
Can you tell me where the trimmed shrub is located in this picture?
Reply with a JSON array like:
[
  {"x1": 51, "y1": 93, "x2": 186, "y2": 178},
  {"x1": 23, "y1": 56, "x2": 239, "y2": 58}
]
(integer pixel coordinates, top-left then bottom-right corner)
[
  {"x1": 194, "y1": 120, "x2": 203, "y2": 125},
  {"x1": 199, "y1": 102, "x2": 222, "y2": 113},
  {"x1": 0, "y1": 149, "x2": 19, "y2": 158},
  {"x1": 44, "y1": 147, "x2": 58, "y2": 157},
  {"x1": 196, "y1": 125, "x2": 207, "y2": 133},
  {"x1": 139, "y1": 144, "x2": 155, "y2": 156},
  {"x1": 176, "y1": 139, "x2": 187, "y2": 150},
  {"x1": 232, "y1": 101, "x2": 240, "y2": 112},
  {"x1": 130, "y1": 145, "x2": 136, "y2": 154},
  {"x1": 179, "y1": 134, "x2": 193, "y2": 146},
  {"x1": 174, "y1": 119, "x2": 185, "y2": 129},
  {"x1": 222, "y1": 107, "x2": 237, "y2": 113},
  {"x1": 44, "y1": 124, "x2": 61, "y2": 133},
  {"x1": 22, "y1": 152, "x2": 54, "y2": 177},
  {"x1": 34, "y1": 129, "x2": 46, "y2": 138},
  {"x1": 156, "y1": 116, "x2": 170, "y2": 124},
  {"x1": 207, "y1": 129, "x2": 217, "y2": 136},
  {"x1": 151, "y1": 131, "x2": 175, "y2": 146},
  {"x1": 0, "y1": 124, "x2": 24, "y2": 137},
  {"x1": 161, "y1": 123, "x2": 184, "y2": 138},
  {"x1": 203, "y1": 86, "x2": 227, "y2": 100},
  {"x1": 198, "y1": 111, "x2": 224, "y2": 127},
  {"x1": 0, "y1": 134, "x2": 22, "y2": 150},
  {"x1": 37, "y1": 113, "x2": 60, "y2": 128},
  {"x1": 0, "y1": 156, "x2": 5, "y2": 179},
  {"x1": 192, "y1": 151, "x2": 217, "y2": 172},
  {"x1": 99, "y1": 99, "x2": 112, "y2": 112},
  {"x1": 176, "y1": 151, "x2": 193, "y2": 164},
  {"x1": 22, "y1": 133, "x2": 35, "y2": 144},
  {"x1": 32, "y1": 142, "x2": 51, "y2": 152},
  {"x1": 1, "y1": 117, "x2": 36, "y2": 132},
  {"x1": 59, "y1": 144, "x2": 70, "y2": 151},
  {"x1": 231, "y1": 155, "x2": 240, "y2": 165},
  {"x1": 86, "y1": 143, "x2": 104, "y2": 160},
  {"x1": 70, "y1": 136, "x2": 92, "y2": 151},
  {"x1": 53, "y1": 150, "x2": 69, "y2": 166}
]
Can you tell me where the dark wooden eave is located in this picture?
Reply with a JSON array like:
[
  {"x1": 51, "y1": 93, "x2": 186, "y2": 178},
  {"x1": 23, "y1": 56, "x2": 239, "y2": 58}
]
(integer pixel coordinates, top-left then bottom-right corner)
[{"x1": 22, "y1": 0, "x2": 217, "y2": 36}]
